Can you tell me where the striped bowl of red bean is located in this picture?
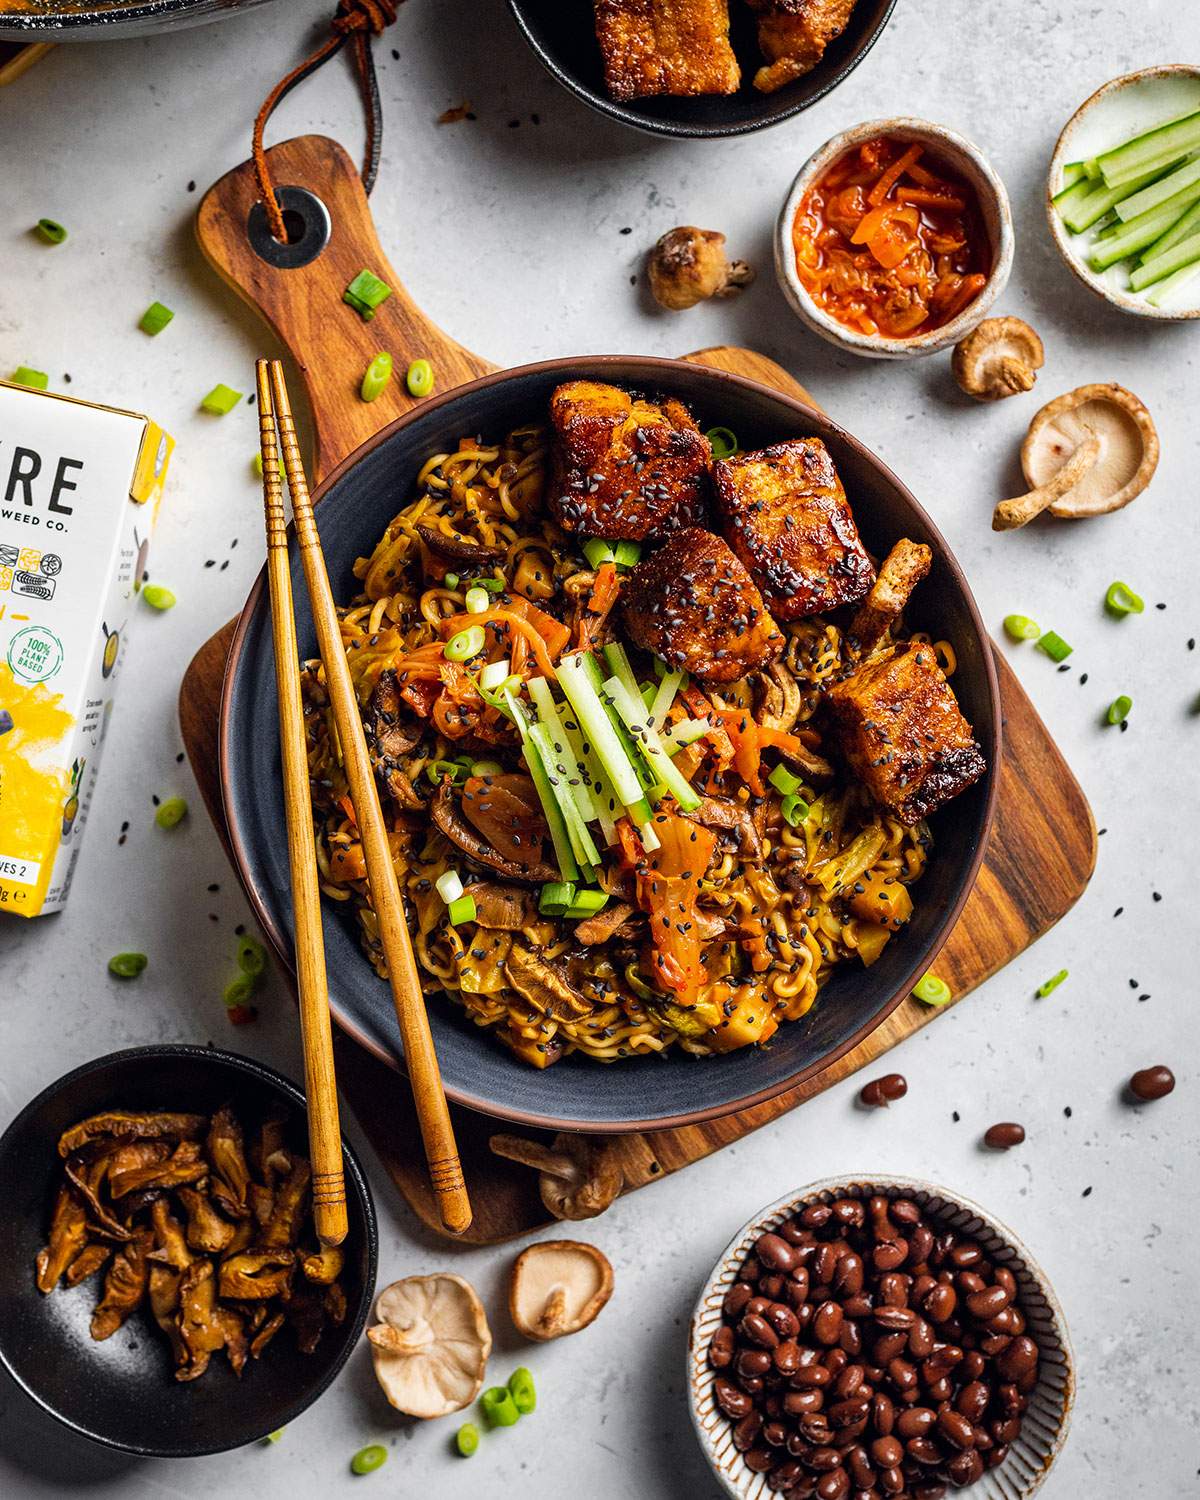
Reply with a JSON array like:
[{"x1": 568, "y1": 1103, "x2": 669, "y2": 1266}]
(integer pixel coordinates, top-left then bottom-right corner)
[{"x1": 688, "y1": 1178, "x2": 1074, "y2": 1500}]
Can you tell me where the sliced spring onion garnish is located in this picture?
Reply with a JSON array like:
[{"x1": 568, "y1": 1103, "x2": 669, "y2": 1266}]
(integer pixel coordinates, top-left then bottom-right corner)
[
  {"x1": 360, "y1": 351, "x2": 393, "y2": 402},
  {"x1": 435, "y1": 869, "x2": 464, "y2": 904},
  {"x1": 1035, "y1": 630, "x2": 1072, "y2": 662},
  {"x1": 583, "y1": 538, "x2": 616, "y2": 570},
  {"x1": 780, "y1": 793, "x2": 809, "y2": 827},
  {"x1": 444, "y1": 624, "x2": 486, "y2": 661},
  {"x1": 1106, "y1": 694, "x2": 1132, "y2": 725},
  {"x1": 705, "y1": 425, "x2": 738, "y2": 459},
  {"x1": 11, "y1": 366, "x2": 48, "y2": 390},
  {"x1": 343, "y1": 268, "x2": 392, "y2": 319},
  {"x1": 154, "y1": 796, "x2": 188, "y2": 829},
  {"x1": 405, "y1": 357, "x2": 434, "y2": 397},
  {"x1": 464, "y1": 585, "x2": 490, "y2": 615},
  {"x1": 444, "y1": 572, "x2": 460, "y2": 590},
  {"x1": 601, "y1": 674, "x2": 701, "y2": 813},
  {"x1": 34, "y1": 218, "x2": 67, "y2": 244},
  {"x1": 613, "y1": 539, "x2": 642, "y2": 569},
  {"x1": 1003, "y1": 614, "x2": 1041, "y2": 641},
  {"x1": 425, "y1": 758, "x2": 470, "y2": 784},
  {"x1": 1036, "y1": 968, "x2": 1069, "y2": 997},
  {"x1": 539, "y1": 881, "x2": 576, "y2": 916},
  {"x1": 470, "y1": 758, "x2": 503, "y2": 777},
  {"x1": 463, "y1": 575, "x2": 504, "y2": 593},
  {"x1": 565, "y1": 888, "x2": 609, "y2": 919},
  {"x1": 913, "y1": 972, "x2": 952, "y2": 1006},
  {"x1": 139, "y1": 300, "x2": 174, "y2": 335},
  {"x1": 201, "y1": 383, "x2": 243, "y2": 415},
  {"x1": 768, "y1": 762, "x2": 804, "y2": 795},
  {"x1": 478, "y1": 657, "x2": 513, "y2": 691},
  {"x1": 447, "y1": 894, "x2": 477, "y2": 926},
  {"x1": 252, "y1": 452, "x2": 264, "y2": 478},
  {"x1": 141, "y1": 583, "x2": 176, "y2": 611},
  {"x1": 1105, "y1": 580, "x2": 1144, "y2": 616}
]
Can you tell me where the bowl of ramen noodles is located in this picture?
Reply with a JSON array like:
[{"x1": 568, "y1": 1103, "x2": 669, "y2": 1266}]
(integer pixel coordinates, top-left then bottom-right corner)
[{"x1": 221, "y1": 357, "x2": 1000, "y2": 1131}]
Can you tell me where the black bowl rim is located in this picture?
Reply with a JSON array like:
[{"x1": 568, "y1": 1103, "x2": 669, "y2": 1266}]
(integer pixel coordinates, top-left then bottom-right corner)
[
  {"x1": 218, "y1": 352, "x2": 1002, "y2": 1135},
  {"x1": 504, "y1": 0, "x2": 898, "y2": 139},
  {"x1": 0, "y1": 1043, "x2": 379, "y2": 1459}
]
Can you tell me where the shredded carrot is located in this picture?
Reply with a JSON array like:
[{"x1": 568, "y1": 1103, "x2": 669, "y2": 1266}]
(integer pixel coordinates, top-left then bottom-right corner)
[
  {"x1": 337, "y1": 794, "x2": 357, "y2": 827},
  {"x1": 574, "y1": 561, "x2": 621, "y2": 649},
  {"x1": 440, "y1": 599, "x2": 568, "y2": 678},
  {"x1": 867, "y1": 143, "x2": 922, "y2": 205},
  {"x1": 898, "y1": 187, "x2": 966, "y2": 211}
]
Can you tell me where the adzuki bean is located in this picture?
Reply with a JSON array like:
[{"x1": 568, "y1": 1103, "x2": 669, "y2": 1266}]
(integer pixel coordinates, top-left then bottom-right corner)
[{"x1": 709, "y1": 1193, "x2": 1039, "y2": 1496}]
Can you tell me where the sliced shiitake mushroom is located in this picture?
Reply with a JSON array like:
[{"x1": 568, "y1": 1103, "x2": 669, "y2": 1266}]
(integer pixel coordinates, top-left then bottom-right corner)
[{"x1": 509, "y1": 1239, "x2": 614, "y2": 1341}]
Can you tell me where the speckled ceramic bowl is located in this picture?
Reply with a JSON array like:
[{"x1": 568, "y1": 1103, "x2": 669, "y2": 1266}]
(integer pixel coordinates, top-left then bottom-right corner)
[
  {"x1": 1046, "y1": 65, "x2": 1200, "y2": 320},
  {"x1": 688, "y1": 1177, "x2": 1074, "y2": 1499},
  {"x1": 775, "y1": 118, "x2": 1014, "y2": 359}
]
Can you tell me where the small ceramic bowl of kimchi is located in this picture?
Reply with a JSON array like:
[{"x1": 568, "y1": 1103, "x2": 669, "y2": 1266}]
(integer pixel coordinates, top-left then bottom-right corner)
[{"x1": 775, "y1": 117, "x2": 1014, "y2": 358}]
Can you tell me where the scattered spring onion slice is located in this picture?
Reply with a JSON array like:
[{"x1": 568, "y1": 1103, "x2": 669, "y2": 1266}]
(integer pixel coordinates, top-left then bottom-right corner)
[
  {"x1": 436, "y1": 869, "x2": 464, "y2": 904},
  {"x1": 252, "y1": 452, "x2": 264, "y2": 477},
  {"x1": 478, "y1": 658, "x2": 513, "y2": 691},
  {"x1": 343, "y1": 269, "x2": 392, "y2": 320},
  {"x1": 11, "y1": 366, "x2": 48, "y2": 390},
  {"x1": 1003, "y1": 614, "x2": 1041, "y2": 642},
  {"x1": 141, "y1": 583, "x2": 176, "y2": 611},
  {"x1": 444, "y1": 624, "x2": 486, "y2": 661},
  {"x1": 139, "y1": 301, "x2": 174, "y2": 335},
  {"x1": 480, "y1": 1387, "x2": 520, "y2": 1427},
  {"x1": 425, "y1": 758, "x2": 469, "y2": 784},
  {"x1": 405, "y1": 357, "x2": 434, "y2": 397},
  {"x1": 508, "y1": 1367, "x2": 537, "y2": 1414},
  {"x1": 1105, "y1": 580, "x2": 1144, "y2": 616},
  {"x1": 471, "y1": 758, "x2": 504, "y2": 777},
  {"x1": 108, "y1": 952, "x2": 148, "y2": 979},
  {"x1": 201, "y1": 383, "x2": 242, "y2": 415},
  {"x1": 464, "y1": 575, "x2": 504, "y2": 593},
  {"x1": 34, "y1": 217, "x2": 67, "y2": 244},
  {"x1": 780, "y1": 793, "x2": 809, "y2": 827},
  {"x1": 349, "y1": 1444, "x2": 388, "y2": 1475},
  {"x1": 582, "y1": 538, "x2": 616, "y2": 570},
  {"x1": 455, "y1": 1424, "x2": 479, "y2": 1457},
  {"x1": 768, "y1": 762, "x2": 804, "y2": 795},
  {"x1": 1107, "y1": 694, "x2": 1132, "y2": 725},
  {"x1": 613, "y1": 539, "x2": 642, "y2": 569},
  {"x1": 913, "y1": 972, "x2": 952, "y2": 1006},
  {"x1": 360, "y1": 351, "x2": 393, "y2": 402},
  {"x1": 444, "y1": 572, "x2": 460, "y2": 590},
  {"x1": 539, "y1": 881, "x2": 576, "y2": 916},
  {"x1": 447, "y1": 894, "x2": 477, "y2": 925},
  {"x1": 464, "y1": 585, "x2": 490, "y2": 615},
  {"x1": 1036, "y1": 969, "x2": 1069, "y2": 997},
  {"x1": 237, "y1": 935, "x2": 267, "y2": 976},
  {"x1": 154, "y1": 795, "x2": 188, "y2": 829},
  {"x1": 566, "y1": 888, "x2": 609, "y2": 919},
  {"x1": 265, "y1": 1429, "x2": 285, "y2": 1444},
  {"x1": 705, "y1": 425, "x2": 738, "y2": 459},
  {"x1": 224, "y1": 974, "x2": 256, "y2": 1008},
  {"x1": 1035, "y1": 630, "x2": 1072, "y2": 662}
]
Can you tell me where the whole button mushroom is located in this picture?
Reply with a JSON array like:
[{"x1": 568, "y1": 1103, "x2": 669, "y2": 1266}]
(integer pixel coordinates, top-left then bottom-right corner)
[
  {"x1": 489, "y1": 1131, "x2": 622, "y2": 1220},
  {"x1": 993, "y1": 383, "x2": 1158, "y2": 530},
  {"x1": 366, "y1": 1273, "x2": 492, "y2": 1418},
  {"x1": 646, "y1": 226, "x2": 755, "y2": 310},
  {"x1": 952, "y1": 316, "x2": 1045, "y2": 401},
  {"x1": 509, "y1": 1239, "x2": 614, "y2": 1341}
]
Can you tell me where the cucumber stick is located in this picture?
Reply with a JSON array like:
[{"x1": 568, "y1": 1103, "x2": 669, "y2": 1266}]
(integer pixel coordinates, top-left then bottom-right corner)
[
  {"x1": 1059, "y1": 162, "x2": 1177, "y2": 233},
  {"x1": 1143, "y1": 197, "x2": 1200, "y2": 262},
  {"x1": 602, "y1": 676, "x2": 701, "y2": 813},
  {"x1": 1096, "y1": 108, "x2": 1200, "y2": 187},
  {"x1": 1129, "y1": 228, "x2": 1200, "y2": 291},
  {"x1": 1114, "y1": 154, "x2": 1200, "y2": 222},
  {"x1": 1146, "y1": 260, "x2": 1200, "y2": 307},
  {"x1": 557, "y1": 654, "x2": 644, "y2": 808},
  {"x1": 1090, "y1": 181, "x2": 1200, "y2": 269},
  {"x1": 529, "y1": 722, "x2": 600, "y2": 872}
]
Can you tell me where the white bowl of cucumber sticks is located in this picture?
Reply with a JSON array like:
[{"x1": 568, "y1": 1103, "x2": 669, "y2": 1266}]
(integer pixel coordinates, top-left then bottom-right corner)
[{"x1": 1048, "y1": 65, "x2": 1200, "y2": 320}]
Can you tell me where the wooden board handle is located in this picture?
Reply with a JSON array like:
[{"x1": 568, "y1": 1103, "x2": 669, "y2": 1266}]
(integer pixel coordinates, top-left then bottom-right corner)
[{"x1": 197, "y1": 135, "x2": 494, "y2": 485}]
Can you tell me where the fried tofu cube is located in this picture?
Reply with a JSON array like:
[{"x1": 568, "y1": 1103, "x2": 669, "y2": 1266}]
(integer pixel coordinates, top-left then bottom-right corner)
[
  {"x1": 549, "y1": 381, "x2": 712, "y2": 540},
  {"x1": 713, "y1": 438, "x2": 876, "y2": 619},
  {"x1": 594, "y1": 0, "x2": 741, "y2": 103},
  {"x1": 825, "y1": 643, "x2": 986, "y2": 824},
  {"x1": 622, "y1": 527, "x2": 784, "y2": 684}
]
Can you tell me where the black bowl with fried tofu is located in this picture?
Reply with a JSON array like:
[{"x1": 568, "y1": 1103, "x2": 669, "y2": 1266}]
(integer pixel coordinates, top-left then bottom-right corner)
[
  {"x1": 221, "y1": 356, "x2": 999, "y2": 1132},
  {"x1": 0, "y1": 1046, "x2": 377, "y2": 1456},
  {"x1": 508, "y1": 0, "x2": 897, "y2": 137}
]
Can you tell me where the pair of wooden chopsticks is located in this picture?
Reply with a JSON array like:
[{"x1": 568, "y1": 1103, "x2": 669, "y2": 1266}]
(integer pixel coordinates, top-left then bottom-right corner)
[{"x1": 256, "y1": 358, "x2": 472, "y2": 1238}]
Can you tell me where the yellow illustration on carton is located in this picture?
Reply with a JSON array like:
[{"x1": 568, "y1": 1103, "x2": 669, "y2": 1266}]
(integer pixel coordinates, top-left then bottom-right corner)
[{"x1": 0, "y1": 666, "x2": 74, "y2": 914}]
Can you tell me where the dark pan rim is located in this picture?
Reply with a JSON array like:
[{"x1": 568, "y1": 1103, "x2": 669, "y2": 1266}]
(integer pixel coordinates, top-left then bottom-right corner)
[
  {"x1": 0, "y1": 1043, "x2": 379, "y2": 1458},
  {"x1": 504, "y1": 0, "x2": 898, "y2": 139},
  {"x1": 219, "y1": 354, "x2": 1001, "y2": 1135},
  {"x1": 0, "y1": 0, "x2": 257, "y2": 31}
]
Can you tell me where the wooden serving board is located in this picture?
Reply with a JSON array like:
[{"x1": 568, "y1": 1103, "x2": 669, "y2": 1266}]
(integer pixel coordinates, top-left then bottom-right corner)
[{"x1": 181, "y1": 136, "x2": 1096, "y2": 1243}]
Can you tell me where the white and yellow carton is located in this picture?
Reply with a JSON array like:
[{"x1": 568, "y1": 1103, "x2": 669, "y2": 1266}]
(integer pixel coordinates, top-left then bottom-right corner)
[{"x1": 0, "y1": 379, "x2": 173, "y2": 917}]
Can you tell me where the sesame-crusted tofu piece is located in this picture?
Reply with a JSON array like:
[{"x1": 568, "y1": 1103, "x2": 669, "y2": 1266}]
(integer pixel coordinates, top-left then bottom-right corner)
[
  {"x1": 594, "y1": 0, "x2": 741, "y2": 103},
  {"x1": 621, "y1": 528, "x2": 784, "y2": 684},
  {"x1": 713, "y1": 438, "x2": 875, "y2": 620},
  {"x1": 548, "y1": 381, "x2": 712, "y2": 540},
  {"x1": 825, "y1": 643, "x2": 986, "y2": 825}
]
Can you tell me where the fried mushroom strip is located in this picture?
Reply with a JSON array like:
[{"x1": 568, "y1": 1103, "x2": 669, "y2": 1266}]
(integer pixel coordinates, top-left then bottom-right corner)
[
  {"x1": 58, "y1": 1111, "x2": 207, "y2": 1158},
  {"x1": 36, "y1": 1186, "x2": 89, "y2": 1292},
  {"x1": 848, "y1": 539, "x2": 933, "y2": 656},
  {"x1": 91, "y1": 1227, "x2": 153, "y2": 1340}
]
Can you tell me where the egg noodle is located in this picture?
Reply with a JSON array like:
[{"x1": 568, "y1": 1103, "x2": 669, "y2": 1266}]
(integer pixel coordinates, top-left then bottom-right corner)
[{"x1": 301, "y1": 424, "x2": 938, "y2": 1068}]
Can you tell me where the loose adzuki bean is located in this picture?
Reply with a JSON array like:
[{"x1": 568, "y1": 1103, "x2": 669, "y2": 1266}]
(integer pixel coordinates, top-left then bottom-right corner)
[
  {"x1": 709, "y1": 1195, "x2": 1040, "y2": 1496},
  {"x1": 1129, "y1": 1065, "x2": 1175, "y2": 1101},
  {"x1": 860, "y1": 1072, "x2": 908, "y2": 1108}
]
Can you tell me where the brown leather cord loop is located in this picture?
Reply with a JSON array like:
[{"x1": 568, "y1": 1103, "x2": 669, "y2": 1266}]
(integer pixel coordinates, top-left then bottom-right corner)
[{"x1": 252, "y1": 0, "x2": 401, "y2": 245}]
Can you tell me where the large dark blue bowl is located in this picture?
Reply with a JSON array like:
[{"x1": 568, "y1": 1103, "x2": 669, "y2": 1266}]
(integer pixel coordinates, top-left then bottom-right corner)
[{"x1": 221, "y1": 356, "x2": 1000, "y2": 1133}]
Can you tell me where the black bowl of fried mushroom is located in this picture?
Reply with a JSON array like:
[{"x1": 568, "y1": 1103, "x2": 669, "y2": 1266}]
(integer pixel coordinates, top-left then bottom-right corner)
[
  {"x1": 0, "y1": 1046, "x2": 377, "y2": 1456},
  {"x1": 507, "y1": 0, "x2": 897, "y2": 138}
]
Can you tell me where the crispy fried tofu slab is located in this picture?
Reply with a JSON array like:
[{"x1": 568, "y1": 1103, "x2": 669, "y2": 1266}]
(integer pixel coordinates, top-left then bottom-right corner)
[
  {"x1": 746, "y1": 0, "x2": 859, "y2": 93},
  {"x1": 594, "y1": 0, "x2": 741, "y2": 102},
  {"x1": 826, "y1": 643, "x2": 986, "y2": 824},
  {"x1": 549, "y1": 381, "x2": 712, "y2": 540},
  {"x1": 714, "y1": 438, "x2": 875, "y2": 620},
  {"x1": 622, "y1": 527, "x2": 784, "y2": 683}
]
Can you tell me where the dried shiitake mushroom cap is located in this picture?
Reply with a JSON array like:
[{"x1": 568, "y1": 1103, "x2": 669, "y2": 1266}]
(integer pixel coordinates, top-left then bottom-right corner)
[
  {"x1": 489, "y1": 1132, "x2": 623, "y2": 1221},
  {"x1": 367, "y1": 1273, "x2": 491, "y2": 1418},
  {"x1": 952, "y1": 316, "x2": 1044, "y2": 401},
  {"x1": 994, "y1": 383, "x2": 1158, "y2": 530},
  {"x1": 647, "y1": 226, "x2": 755, "y2": 311},
  {"x1": 509, "y1": 1240, "x2": 614, "y2": 1341}
]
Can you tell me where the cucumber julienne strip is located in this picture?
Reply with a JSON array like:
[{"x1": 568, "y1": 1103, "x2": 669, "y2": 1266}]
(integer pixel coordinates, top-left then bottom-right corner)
[
  {"x1": 556, "y1": 654, "x2": 644, "y2": 808},
  {"x1": 1097, "y1": 108, "x2": 1200, "y2": 186},
  {"x1": 1146, "y1": 261, "x2": 1200, "y2": 307},
  {"x1": 529, "y1": 721, "x2": 600, "y2": 871},
  {"x1": 1060, "y1": 161, "x2": 1180, "y2": 233},
  {"x1": 602, "y1": 675, "x2": 701, "y2": 813},
  {"x1": 553, "y1": 701, "x2": 601, "y2": 821},
  {"x1": 1114, "y1": 154, "x2": 1200, "y2": 223},
  {"x1": 648, "y1": 667, "x2": 683, "y2": 731},
  {"x1": 1090, "y1": 182, "x2": 1200, "y2": 270},
  {"x1": 1129, "y1": 228, "x2": 1200, "y2": 291},
  {"x1": 578, "y1": 650, "x2": 656, "y2": 792},
  {"x1": 505, "y1": 688, "x2": 578, "y2": 882},
  {"x1": 1143, "y1": 197, "x2": 1200, "y2": 263}
]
